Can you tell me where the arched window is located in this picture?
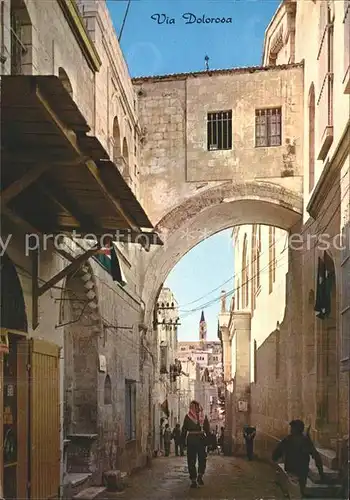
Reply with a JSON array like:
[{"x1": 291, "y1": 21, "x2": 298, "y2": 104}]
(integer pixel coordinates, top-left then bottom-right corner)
[
  {"x1": 104, "y1": 374, "x2": 112, "y2": 405},
  {"x1": 308, "y1": 83, "x2": 315, "y2": 192},
  {"x1": 112, "y1": 117, "x2": 121, "y2": 162},
  {"x1": 122, "y1": 138, "x2": 130, "y2": 178},
  {"x1": 58, "y1": 67, "x2": 73, "y2": 98}
]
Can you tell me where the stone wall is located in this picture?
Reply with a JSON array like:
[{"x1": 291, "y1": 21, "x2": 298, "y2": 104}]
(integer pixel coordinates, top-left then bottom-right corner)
[{"x1": 133, "y1": 64, "x2": 304, "y2": 225}]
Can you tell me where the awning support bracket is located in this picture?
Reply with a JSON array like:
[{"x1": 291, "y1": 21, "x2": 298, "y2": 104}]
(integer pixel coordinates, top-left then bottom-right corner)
[{"x1": 31, "y1": 246, "x2": 99, "y2": 330}]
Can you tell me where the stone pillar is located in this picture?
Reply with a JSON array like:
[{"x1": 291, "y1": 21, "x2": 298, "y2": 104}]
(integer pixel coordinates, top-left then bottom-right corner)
[
  {"x1": 231, "y1": 311, "x2": 251, "y2": 454},
  {"x1": 221, "y1": 326, "x2": 231, "y2": 383}
]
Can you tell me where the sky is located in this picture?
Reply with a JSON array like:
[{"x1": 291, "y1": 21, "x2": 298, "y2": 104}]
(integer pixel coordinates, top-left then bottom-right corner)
[{"x1": 107, "y1": 0, "x2": 280, "y2": 340}]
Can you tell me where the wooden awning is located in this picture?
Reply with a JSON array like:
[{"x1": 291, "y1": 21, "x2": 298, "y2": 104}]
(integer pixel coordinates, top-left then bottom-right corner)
[{"x1": 1, "y1": 75, "x2": 160, "y2": 242}]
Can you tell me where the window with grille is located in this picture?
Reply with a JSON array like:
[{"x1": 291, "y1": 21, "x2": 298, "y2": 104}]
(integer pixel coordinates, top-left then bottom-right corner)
[
  {"x1": 207, "y1": 110, "x2": 232, "y2": 150},
  {"x1": 125, "y1": 380, "x2": 136, "y2": 441},
  {"x1": 255, "y1": 108, "x2": 282, "y2": 147}
]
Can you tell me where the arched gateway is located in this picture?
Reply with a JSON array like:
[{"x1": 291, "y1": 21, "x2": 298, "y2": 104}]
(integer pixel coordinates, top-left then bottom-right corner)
[
  {"x1": 141, "y1": 179, "x2": 302, "y2": 324},
  {"x1": 133, "y1": 63, "x2": 304, "y2": 322}
]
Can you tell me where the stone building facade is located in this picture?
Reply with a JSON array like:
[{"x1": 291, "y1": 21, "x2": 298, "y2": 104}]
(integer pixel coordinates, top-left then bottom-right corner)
[
  {"x1": 1, "y1": 1, "x2": 156, "y2": 498},
  {"x1": 219, "y1": 0, "x2": 349, "y2": 483},
  {"x1": 153, "y1": 287, "x2": 181, "y2": 452}
]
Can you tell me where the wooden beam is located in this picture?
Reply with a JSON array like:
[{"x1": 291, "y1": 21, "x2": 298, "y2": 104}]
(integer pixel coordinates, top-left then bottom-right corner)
[
  {"x1": 50, "y1": 228, "x2": 163, "y2": 246},
  {"x1": 35, "y1": 85, "x2": 83, "y2": 159},
  {"x1": 85, "y1": 160, "x2": 140, "y2": 232},
  {"x1": 38, "y1": 247, "x2": 99, "y2": 296},
  {"x1": 1, "y1": 164, "x2": 51, "y2": 205},
  {"x1": 38, "y1": 180, "x2": 103, "y2": 234},
  {"x1": 35, "y1": 85, "x2": 141, "y2": 233}
]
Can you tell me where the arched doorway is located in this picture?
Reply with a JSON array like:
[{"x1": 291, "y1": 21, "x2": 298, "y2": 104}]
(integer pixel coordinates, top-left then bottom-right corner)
[
  {"x1": 62, "y1": 262, "x2": 99, "y2": 436},
  {"x1": 122, "y1": 138, "x2": 130, "y2": 178},
  {"x1": 112, "y1": 116, "x2": 121, "y2": 163},
  {"x1": 0, "y1": 253, "x2": 28, "y2": 499},
  {"x1": 62, "y1": 262, "x2": 101, "y2": 486}
]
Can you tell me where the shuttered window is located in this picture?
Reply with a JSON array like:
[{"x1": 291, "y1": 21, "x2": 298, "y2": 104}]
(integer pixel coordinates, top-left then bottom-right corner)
[
  {"x1": 207, "y1": 110, "x2": 232, "y2": 150},
  {"x1": 255, "y1": 108, "x2": 282, "y2": 147}
]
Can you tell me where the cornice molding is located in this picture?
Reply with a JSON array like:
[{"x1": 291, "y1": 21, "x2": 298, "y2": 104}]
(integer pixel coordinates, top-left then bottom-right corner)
[{"x1": 57, "y1": 0, "x2": 102, "y2": 72}]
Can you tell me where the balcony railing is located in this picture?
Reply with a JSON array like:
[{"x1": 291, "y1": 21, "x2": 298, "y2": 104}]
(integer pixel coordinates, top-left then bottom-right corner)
[{"x1": 317, "y1": 72, "x2": 334, "y2": 161}]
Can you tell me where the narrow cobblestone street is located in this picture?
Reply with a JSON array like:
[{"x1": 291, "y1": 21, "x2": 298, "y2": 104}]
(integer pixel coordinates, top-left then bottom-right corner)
[{"x1": 99, "y1": 454, "x2": 284, "y2": 499}]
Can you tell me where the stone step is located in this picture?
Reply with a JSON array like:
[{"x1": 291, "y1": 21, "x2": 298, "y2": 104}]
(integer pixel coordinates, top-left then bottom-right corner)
[
  {"x1": 73, "y1": 486, "x2": 106, "y2": 500},
  {"x1": 317, "y1": 447, "x2": 338, "y2": 470},
  {"x1": 64, "y1": 473, "x2": 92, "y2": 488},
  {"x1": 305, "y1": 477, "x2": 341, "y2": 498},
  {"x1": 277, "y1": 463, "x2": 342, "y2": 499},
  {"x1": 308, "y1": 461, "x2": 339, "y2": 484}
]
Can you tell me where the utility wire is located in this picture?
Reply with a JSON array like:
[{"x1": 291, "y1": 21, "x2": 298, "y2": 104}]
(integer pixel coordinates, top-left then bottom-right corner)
[
  {"x1": 177, "y1": 171, "x2": 349, "y2": 310},
  {"x1": 118, "y1": 0, "x2": 131, "y2": 42}
]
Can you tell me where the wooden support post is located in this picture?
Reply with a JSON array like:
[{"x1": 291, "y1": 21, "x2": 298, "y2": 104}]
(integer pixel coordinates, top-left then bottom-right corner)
[{"x1": 32, "y1": 249, "x2": 39, "y2": 330}]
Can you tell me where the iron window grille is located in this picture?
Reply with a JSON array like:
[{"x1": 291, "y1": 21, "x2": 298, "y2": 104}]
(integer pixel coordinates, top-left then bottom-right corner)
[
  {"x1": 207, "y1": 110, "x2": 232, "y2": 151},
  {"x1": 255, "y1": 108, "x2": 282, "y2": 147}
]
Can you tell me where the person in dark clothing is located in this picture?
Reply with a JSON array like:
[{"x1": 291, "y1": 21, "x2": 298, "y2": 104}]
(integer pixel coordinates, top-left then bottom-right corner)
[
  {"x1": 218, "y1": 426, "x2": 224, "y2": 453},
  {"x1": 272, "y1": 419, "x2": 324, "y2": 498},
  {"x1": 163, "y1": 423, "x2": 172, "y2": 457},
  {"x1": 181, "y1": 400, "x2": 210, "y2": 488},
  {"x1": 172, "y1": 423, "x2": 184, "y2": 456},
  {"x1": 243, "y1": 424, "x2": 256, "y2": 460}
]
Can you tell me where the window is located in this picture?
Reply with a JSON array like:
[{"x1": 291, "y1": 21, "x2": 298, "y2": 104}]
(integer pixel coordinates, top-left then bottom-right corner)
[
  {"x1": 104, "y1": 375, "x2": 112, "y2": 405},
  {"x1": 255, "y1": 108, "x2": 282, "y2": 147},
  {"x1": 160, "y1": 344, "x2": 168, "y2": 373},
  {"x1": 125, "y1": 380, "x2": 136, "y2": 441},
  {"x1": 207, "y1": 110, "x2": 232, "y2": 150}
]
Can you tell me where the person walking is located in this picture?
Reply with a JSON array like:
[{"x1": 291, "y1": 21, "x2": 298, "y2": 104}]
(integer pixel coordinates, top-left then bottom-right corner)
[
  {"x1": 172, "y1": 423, "x2": 184, "y2": 456},
  {"x1": 181, "y1": 400, "x2": 210, "y2": 488},
  {"x1": 272, "y1": 419, "x2": 324, "y2": 498},
  {"x1": 163, "y1": 423, "x2": 172, "y2": 457},
  {"x1": 243, "y1": 424, "x2": 256, "y2": 460},
  {"x1": 218, "y1": 426, "x2": 224, "y2": 454}
]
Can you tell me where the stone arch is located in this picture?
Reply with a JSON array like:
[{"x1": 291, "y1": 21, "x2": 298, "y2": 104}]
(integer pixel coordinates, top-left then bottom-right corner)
[
  {"x1": 141, "y1": 180, "x2": 302, "y2": 326},
  {"x1": 0, "y1": 253, "x2": 28, "y2": 331},
  {"x1": 58, "y1": 67, "x2": 73, "y2": 98},
  {"x1": 62, "y1": 261, "x2": 101, "y2": 436},
  {"x1": 112, "y1": 116, "x2": 121, "y2": 162},
  {"x1": 308, "y1": 83, "x2": 315, "y2": 192},
  {"x1": 10, "y1": 0, "x2": 33, "y2": 75}
]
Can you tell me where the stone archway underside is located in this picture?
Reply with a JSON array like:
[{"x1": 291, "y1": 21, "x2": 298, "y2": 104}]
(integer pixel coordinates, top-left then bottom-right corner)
[{"x1": 141, "y1": 180, "x2": 303, "y2": 324}]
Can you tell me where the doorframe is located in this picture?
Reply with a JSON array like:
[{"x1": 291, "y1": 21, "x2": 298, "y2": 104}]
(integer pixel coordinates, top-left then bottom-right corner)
[{"x1": 1, "y1": 328, "x2": 28, "y2": 500}]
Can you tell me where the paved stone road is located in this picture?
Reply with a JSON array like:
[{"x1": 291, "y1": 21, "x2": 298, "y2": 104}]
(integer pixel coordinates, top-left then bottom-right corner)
[{"x1": 99, "y1": 454, "x2": 285, "y2": 499}]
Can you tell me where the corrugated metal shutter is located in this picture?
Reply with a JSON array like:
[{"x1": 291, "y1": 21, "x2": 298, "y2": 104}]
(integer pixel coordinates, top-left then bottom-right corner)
[{"x1": 30, "y1": 338, "x2": 60, "y2": 499}]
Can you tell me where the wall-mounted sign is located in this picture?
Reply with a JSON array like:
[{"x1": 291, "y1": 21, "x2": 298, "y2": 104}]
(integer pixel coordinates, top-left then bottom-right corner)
[
  {"x1": 98, "y1": 355, "x2": 107, "y2": 372},
  {"x1": 238, "y1": 400, "x2": 248, "y2": 412}
]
